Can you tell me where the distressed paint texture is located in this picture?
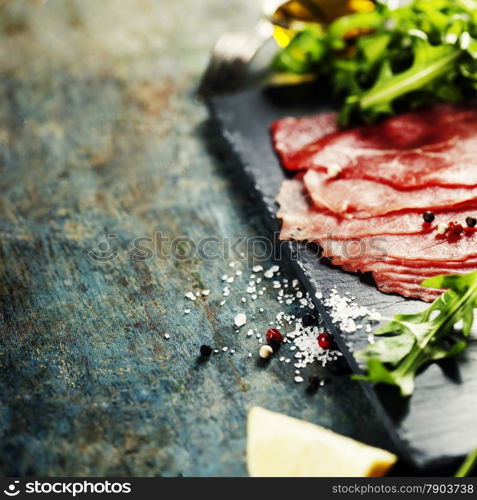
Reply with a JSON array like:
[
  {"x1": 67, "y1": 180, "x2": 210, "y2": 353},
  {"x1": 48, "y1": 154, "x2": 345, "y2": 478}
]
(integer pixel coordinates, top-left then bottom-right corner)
[{"x1": 0, "y1": 0, "x2": 392, "y2": 476}]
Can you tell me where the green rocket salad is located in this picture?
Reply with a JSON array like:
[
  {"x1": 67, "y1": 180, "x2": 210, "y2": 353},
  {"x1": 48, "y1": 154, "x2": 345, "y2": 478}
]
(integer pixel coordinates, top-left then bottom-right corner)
[
  {"x1": 272, "y1": 0, "x2": 477, "y2": 125},
  {"x1": 354, "y1": 272, "x2": 477, "y2": 396}
]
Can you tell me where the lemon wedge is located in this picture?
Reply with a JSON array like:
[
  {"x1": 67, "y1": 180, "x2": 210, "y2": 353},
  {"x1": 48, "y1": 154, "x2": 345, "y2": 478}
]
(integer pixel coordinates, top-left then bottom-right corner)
[{"x1": 247, "y1": 407, "x2": 397, "y2": 477}]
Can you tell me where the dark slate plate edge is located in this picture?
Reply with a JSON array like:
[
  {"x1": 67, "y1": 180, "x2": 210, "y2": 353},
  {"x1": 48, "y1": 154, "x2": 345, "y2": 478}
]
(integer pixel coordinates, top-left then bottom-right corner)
[{"x1": 206, "y1": 98, "x2": 419, "y2": 468}]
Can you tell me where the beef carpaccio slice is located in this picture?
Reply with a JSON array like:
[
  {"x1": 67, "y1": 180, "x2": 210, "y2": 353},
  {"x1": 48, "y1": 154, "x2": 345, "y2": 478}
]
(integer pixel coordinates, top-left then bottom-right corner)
[
  {"x1": 303, "y1": 170, "x2": 477, "y2": 218},
  {"x1": 274, "y1": 105, "x2": 477, "y2": 302},
  {"x1": 372, "y1": 280, "x2": 442, "y2": 302},
  {"x1": 277, "y1": 179, "x2": 477, "y2": 302},
  {"x1": 277, "y1": 178, "x2": 477, "y2": 239},
  {"x1": 271, "y1": 112, "x2": 338, "y2": 165},
  {"x1": 322, "y1": 232, "x2": 477, "y2": 264},
  {"x1": 273, "y1": 104, "x2": 477, "y2": 189}
]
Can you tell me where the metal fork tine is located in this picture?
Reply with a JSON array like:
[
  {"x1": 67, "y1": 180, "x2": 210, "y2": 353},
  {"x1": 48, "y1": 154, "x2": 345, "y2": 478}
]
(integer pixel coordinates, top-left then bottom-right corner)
[{"x1": 197, "y1": 21, "x2": 274, "y2": 98}]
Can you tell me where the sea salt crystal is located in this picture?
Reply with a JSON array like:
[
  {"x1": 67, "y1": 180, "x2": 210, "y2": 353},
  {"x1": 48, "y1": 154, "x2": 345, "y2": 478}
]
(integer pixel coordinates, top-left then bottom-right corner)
[
  {"x1": 252, "y1": 265, "x2": 263, "y2": 272},
  {"x1": 234, "y1": 313, "x2": 247, "y2": 327},
  {"x1": 264, "y1": 266, "x2": 280, "y2": 278},
  {"x1": 202, "y1": 289, "x2": 210, "y2": 296},
  {"x1": 323, "y1": 289, "x2": 379, "y2": 333},
  {"x1": 185, "y1": 292, "x2": 196, "y2": 301}
]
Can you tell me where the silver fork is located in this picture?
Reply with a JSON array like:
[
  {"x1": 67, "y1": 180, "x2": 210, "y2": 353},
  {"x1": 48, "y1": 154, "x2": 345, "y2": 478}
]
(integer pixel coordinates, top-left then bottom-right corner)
[{"x1": 197, "y1": 19, "x2": 274, "y2": 98}]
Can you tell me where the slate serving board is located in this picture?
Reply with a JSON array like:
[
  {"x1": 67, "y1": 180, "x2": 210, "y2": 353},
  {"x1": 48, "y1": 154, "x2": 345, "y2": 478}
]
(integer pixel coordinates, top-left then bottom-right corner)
[{"x1": 208, "y1": 87, "x2": 477, "y2": 471}]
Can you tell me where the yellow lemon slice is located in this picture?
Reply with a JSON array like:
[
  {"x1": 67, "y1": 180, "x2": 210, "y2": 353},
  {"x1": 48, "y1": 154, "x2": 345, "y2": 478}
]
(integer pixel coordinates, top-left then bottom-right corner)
[{"x1": 247, "y1": 407, "x2": 397, "y2": 477}]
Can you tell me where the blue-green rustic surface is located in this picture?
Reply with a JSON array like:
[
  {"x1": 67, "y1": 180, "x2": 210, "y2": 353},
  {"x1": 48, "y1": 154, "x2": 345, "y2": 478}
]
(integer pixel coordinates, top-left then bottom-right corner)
[{"x1": 0, "y1": 0, "x2": 393, "y2": 476}]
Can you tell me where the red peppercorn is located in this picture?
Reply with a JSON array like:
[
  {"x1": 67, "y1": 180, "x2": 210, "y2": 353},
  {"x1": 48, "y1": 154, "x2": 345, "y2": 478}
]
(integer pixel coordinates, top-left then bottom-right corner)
[
  {"x1": 317, "y1": 332, "x2": 333, "y2": 350},
  {"x1": 266, "y1": 328, "x2": 284, "y2": 345},
  {"x1": 448, "y1": 221, "x2": 463, "y2": 235}
]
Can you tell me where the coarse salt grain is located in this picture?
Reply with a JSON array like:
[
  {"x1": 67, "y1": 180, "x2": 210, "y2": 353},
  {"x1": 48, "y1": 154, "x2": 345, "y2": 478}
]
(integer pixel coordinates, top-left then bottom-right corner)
[{"x1": 234, "y1": 313, "x2": 247, "y2": 327}]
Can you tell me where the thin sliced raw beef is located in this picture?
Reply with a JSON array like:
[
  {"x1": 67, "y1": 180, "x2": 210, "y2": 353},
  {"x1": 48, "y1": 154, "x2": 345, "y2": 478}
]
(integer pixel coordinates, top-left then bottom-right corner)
[
  {"x1": 271, "y1": 112, "x2": 338, "y2": 165},
  {"x1": 322, "y1": 232, "x2": 477, "y2": 264},
  {"x1": 273, "y1": 105, "x2": 477, "y2": 301},
  {"x1": 340, "y1": 259, "x2": 477, "y2": 275},
  {"x1": 323, "y1": 236, "x2": 477, "y2": 301},
  {"x1": 371, "y1": 279, "x2": 441, "y2": 302},
  {"x1": 277, "y1": 178, "x2": 477, "y2": 239},
  {"x1": 275, "y1": 104, "x2": 477, "y2": 189},
  {"x1": 303, "y1": 169, "x2": 477, "y2": 218},
  {"x1": 376, "y1": 271, "x2": 447, "y2": 285}
]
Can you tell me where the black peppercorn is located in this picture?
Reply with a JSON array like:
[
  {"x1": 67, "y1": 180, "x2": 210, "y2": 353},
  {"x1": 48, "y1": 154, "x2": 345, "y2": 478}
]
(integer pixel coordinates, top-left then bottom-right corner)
[
  {"x1": 423, "y1": 211, "x2": 435, "y2": 223},
  {"x1": 466, "y1": 217, "x2": 477, "y2": 227},
  {"x1": 200, "y1": 344, "x2": 213, "y2": 357},
  {"x1": 302, "y1": 312, "x2": 317, "y2": 327}
]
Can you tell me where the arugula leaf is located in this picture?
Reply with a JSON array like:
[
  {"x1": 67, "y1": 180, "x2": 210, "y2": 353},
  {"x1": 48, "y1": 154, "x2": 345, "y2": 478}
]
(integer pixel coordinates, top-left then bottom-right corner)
[
  {"x1": 353, "y1": 271, "x2": 477, "y2": 397},
  {"x1": 455, "y1": 447, "x2": 477, "y2": 477},
  {"x1": 272, "y1": 25, "x2": 327, "y2": 74},
  {"x1": 271, "y1": 0, "x2": 477, "y2": 125},
  {"x1": 349, "y1": 43, "x2": 461, "y2": 123}
]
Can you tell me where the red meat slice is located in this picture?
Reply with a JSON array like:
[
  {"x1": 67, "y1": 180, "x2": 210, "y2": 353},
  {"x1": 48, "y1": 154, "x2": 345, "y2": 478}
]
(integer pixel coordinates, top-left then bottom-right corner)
[
  {"x1": 273, "y1": 105, "x2": 477, "y2": 301},
  {"x1": 340, "y1": 258, "x2": 477, "y2": 274},
  {"x1": 371, "y1": 279, "x2": 442, "y2": 302},
  {"x1": 276, "y1": 178, "x2": 477, "y2": 300},
  {"x1": 303, "y1": 169, "x2": 477, "y2": 218},
  {"x1": 274, "y1": 104, "x2": 477, "y2": 189},
  {"x1": 277, "y1": 178, "x2": 477, "y2": 240},
  {"x1": 271, "y1": 112, "x2": 338, "y2": 165},
  {"x1": 322, "y1": 232, "x2": 477, "y2": 264}
]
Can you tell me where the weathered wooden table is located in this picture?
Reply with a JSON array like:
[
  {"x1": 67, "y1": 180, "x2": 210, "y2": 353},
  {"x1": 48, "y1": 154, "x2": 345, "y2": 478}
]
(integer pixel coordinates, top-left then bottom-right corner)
[{"x1": 0, "y1": 0, "x2": 394, "y2": 476}]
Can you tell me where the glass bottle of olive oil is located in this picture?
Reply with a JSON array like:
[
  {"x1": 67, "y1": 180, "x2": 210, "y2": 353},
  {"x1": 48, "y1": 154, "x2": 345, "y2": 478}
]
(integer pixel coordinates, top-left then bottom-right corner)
[{"x1": 263, "y1": 0, "x2": 375, "y2": 47}]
